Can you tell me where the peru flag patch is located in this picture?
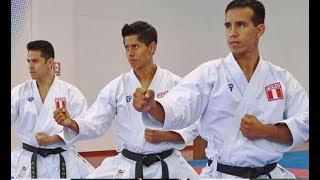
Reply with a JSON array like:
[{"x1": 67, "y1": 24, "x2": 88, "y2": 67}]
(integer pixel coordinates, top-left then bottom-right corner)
[
  {"x1": 55, "y1": 97, "x2": 66, "y2": 109},
  {"x1": 265, "y1": 82, "x2": 284, "y2": 101}
]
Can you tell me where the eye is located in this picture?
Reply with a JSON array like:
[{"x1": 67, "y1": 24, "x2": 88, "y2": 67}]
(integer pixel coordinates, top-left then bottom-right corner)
[{"x1": 133, "y1": 45, "x2": 139, "y2": 49}]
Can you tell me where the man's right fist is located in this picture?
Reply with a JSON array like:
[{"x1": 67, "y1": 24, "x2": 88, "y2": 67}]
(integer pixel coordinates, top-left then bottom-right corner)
[
  {"x1": 53, "y1": 108, "x2": 71, "y2": 127},
  {"x1": 133, "y1": 87, "x2": 155, "y2": 112}
]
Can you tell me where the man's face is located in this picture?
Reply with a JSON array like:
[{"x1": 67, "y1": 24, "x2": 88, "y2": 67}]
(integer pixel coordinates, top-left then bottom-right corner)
[
  {"x1": 124, "y1": 35, "x2": 154, "y2": 70},
  {"x1": 27, "y1": 50, "x2": 52, "y2": 80},
  {"x1": 225, "y1": 7, "x2": 263, "y2": 56}
]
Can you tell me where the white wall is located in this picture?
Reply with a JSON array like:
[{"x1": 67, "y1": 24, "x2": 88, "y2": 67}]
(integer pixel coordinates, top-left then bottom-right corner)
[{"x1": 11, "y1": 0, "x2": 309, "y2": 152}]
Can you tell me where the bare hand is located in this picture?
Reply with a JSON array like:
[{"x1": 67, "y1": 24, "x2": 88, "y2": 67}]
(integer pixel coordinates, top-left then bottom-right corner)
[
  {"x1": 35, "y1": 132, "x2": 54, "y2": 146},
  {"x1": 53, "y1": 108, "x2": 71, "y2": 127},
  {"x1": 133, "y1": 87, "x2": 155, "y2": 112},
  {"x1": 144, "y1": 128, "x2": 165, "y2": 144},
  {"x1": 240, "y1": 114, "x2": 265, "y2": 140}
]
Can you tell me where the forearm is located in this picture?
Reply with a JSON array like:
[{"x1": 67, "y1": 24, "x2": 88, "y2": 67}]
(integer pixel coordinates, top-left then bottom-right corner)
[
  {"x1": 148, "y1": 101, "x2": 165, "y2": 123},
  {"x1": 51, "y1": 135, "x2": 64, "y2": 144},
  {"x1": 161, "y1": 131, "x2": 184, "y2": 143},
  {"x1": 66, "y1": 118, "x2": 80, "y2": 134},
  {"x1": 262, "y1": 124, "x2": 293, "y2": 145}
]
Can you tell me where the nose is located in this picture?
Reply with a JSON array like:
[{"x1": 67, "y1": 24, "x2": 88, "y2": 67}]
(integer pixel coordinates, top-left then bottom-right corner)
[
  {"x1": 28, "y1": 62, "x2": 34, "y2": 70},
  {"x1": 229, "y1": 26, "x2": 238, "y2": 38},
  {"x1": 127, "y1": 48, "x2": 135, "y2": 57},
  {"x1": 129, "y1": 48, "x2": 135, "y2": 56}
]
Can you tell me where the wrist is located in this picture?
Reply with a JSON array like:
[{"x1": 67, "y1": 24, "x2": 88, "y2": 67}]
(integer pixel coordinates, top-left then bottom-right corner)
[
  {"x1": 148, "y1": 100, "x2": 156, "y2": 113},
  {"x1": 65, "y1": 118, "x2": 73, "y2": 127},
  {"x1": 261, "y1": 124, "x2": 276, "y2": 139}
]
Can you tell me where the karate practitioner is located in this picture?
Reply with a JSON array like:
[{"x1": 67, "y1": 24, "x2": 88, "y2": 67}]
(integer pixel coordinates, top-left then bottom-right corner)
[
  {"x1": 133, "y1": 0, "x2": 309, "y2": 179},
  {"x1": 11, "y1": 40, "x2": 94, "y2": 179},
  {"x1": 53, "y1": 21, "x2": 199, "y2": 179}
]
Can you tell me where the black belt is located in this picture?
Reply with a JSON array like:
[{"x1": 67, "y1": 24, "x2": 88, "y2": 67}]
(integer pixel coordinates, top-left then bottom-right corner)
[
  {"x1": 22, "y1": 143, "x2": 67, "y2": 179},
  {"x1": 208, "y1": 159, "x2": 277, "y2": 179},
  {"x1": 121, "y1": 149, "x2": 174, "y2": 179}
]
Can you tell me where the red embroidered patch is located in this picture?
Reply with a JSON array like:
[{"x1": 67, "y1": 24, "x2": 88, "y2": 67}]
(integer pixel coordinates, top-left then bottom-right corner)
[
  {"x1": 265, "y1": 82, "x2": 284, "y2": 101},
  {"x1": 55, "y1": 97, "x2": 66, "y2": 109},
  {"x1": 156, "y1": 91, "x2": 168, "y2": 98}
]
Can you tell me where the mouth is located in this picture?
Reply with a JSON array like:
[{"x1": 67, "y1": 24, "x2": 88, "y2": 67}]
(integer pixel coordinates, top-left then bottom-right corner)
[
  {"x1": 229, "y1": 41, "x2": 240, "y2": 48},
  {"x1": 129, "y1": 59, "x2": 136, "y2": 63}
]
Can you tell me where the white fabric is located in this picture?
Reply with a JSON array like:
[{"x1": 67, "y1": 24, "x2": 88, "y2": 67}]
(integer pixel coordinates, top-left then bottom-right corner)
[
  {"x1": 201, "y1": 163, "x2": 295, "y2": 179},
  {"x1": 63, "y1": 65, "x2": 199, "y2": 178},
  {"x1": 87, "y1": 150, "x2": 198, "y2": 179},
  {"x1": 143, "y1": 53, "x2": 308, "y2": 178},
  {"x1": 11, "y1": 76, "x2": 94, "y2": 179}
]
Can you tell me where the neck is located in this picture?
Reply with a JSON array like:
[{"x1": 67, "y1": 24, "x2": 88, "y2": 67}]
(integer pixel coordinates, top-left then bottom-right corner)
[
  {"x1": 234, "y1": 49, "x2": 260, "y2": 81},
  {"x1": 134, "y1": 63, "x2": 157, "y2": 89},
  {"x1": 36, "y1": 73, "x2": 55, "y2": 89}
]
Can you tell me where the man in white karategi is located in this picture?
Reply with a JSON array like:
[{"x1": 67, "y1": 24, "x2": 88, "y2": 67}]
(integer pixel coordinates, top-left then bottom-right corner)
[
  {"x1": 53, "y1": 21, "x2": 199, "y2": 179},
  {"x1": 133, "y1": 0, "x2": 309, "y2": 179},
  {"x1": 11, "y1": 40, "x2": 94, "y2": 179}
]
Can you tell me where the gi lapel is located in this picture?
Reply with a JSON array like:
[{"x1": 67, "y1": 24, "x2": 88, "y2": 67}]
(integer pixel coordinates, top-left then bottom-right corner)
[
  {"x1": 148, "y1": 65, "x2": 162, "y2": 92},
  {"x1": 33, "y1": 76, "x2": 62, "y2": 134},
  {"x1": 220, "y1": 53, "x2": 269, "y2": 163}
]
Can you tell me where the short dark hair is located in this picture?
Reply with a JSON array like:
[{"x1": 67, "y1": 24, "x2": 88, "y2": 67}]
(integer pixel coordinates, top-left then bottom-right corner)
[
  {"x1": 121, "y1": 21, "x2": 157, "y2": 46},
  {"x1": 27, "y1": 40, "x2": 55, "y2": 60},
  {"x1": 225, "y1": 0, "x2": 265, "y2": 26}
]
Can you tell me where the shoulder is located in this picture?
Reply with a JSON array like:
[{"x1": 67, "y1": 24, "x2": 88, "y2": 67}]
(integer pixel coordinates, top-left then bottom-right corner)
[
  {"x1": 100, "y1": 72, "x2": 127, "y2": 94},
  {"x1": 264, "y1": 60, "x2": 294, "y2": 80},
  {"x1": 160, "y1": 67, "x2": 181, "y2": 82},
  {"x1": 11, "y1": 80, "x2": 32, "y2": 94}
]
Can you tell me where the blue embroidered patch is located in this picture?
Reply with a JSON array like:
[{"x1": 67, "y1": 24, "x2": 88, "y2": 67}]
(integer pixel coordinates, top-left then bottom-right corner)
[
  {"x1": 228, "y1": 84, "x2": 234, "y2": 91},
  {"x1": 27, "y1": 97, "x2": 34, "y2": 102},
  {"x1": 126, "y1": 95, "x2": 132, "y2": 102}
]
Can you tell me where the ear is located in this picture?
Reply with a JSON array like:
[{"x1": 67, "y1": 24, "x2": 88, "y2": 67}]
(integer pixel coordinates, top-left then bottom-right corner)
[
  {"x1": 256, "y1": 24, "x2": 265, "y2": 38},
  {"x1": 47, "y1": 58, "x2": 54, "y2": 68},
  {"x1": 148, "y1": 41, "x2": 157, "y2": 55}
]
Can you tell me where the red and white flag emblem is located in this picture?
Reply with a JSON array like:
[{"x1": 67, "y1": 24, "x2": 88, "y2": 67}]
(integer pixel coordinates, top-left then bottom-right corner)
[
  {"x1": 265, "y1": 82, "x2": 284, "y2": 101},
  {"x1": 53, "y1": 62, "x2": 61, "y2": 76},
  {"x1": 55, "y1": 97, "x2": 66, "y2": 109}
]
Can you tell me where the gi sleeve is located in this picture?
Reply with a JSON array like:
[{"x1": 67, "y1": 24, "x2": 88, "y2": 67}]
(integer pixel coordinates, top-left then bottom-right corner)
[
  {"x1": 11, "y1": 85, "x2": 21, "y2": 124},
  {"x1": 62, "y1": 82, "x2": 117, "y2": 145},
  {"x1": 272, "y1": 70, "x2": 309, "y2": 152},
  {"x1": 168, "y1": 120, "x2": 200, "y2": 150},
  {"x1": 143, "y1": 63, "x2": 215, "y2": 130}
]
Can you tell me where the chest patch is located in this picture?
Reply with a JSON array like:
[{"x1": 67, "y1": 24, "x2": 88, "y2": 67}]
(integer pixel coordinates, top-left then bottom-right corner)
[
  {"x1": 27, "y1": 97, "x2": 34, "y2": 102},
  {"x1": 156, "y1": 91, "x2": 168, "y2": 98},
  {"x1": 126, "y1": 95, "x2": 132, "y2": 102},
  {"x1": 55, "y1": 97, "x2": 66, "y2": 109},
  {"x1": 228, "y1": 83, "x2": 234, "y2": 91},
  {"x1": 265, "y1": 82, "x2": 284, "y2": 101}
]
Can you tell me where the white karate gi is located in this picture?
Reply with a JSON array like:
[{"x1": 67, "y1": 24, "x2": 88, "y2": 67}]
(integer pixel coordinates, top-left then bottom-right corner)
[
  {"x1": 143, "y1": 53, "x2": 309, "y2": 179},
  {"x1": 63, "y1": 65, "x2": 199, "y2": 179},
  {"x1": 11, "y1": 76, "x2": 94, "y2": 179}
]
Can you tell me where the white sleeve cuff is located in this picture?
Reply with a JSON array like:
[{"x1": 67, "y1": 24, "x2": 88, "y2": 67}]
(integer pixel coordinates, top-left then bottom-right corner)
[
  {"x1": 59, "y1": 125, "x2": 80, "y2": 146},
  {"x1": 142, "y1": 112, "x2": 165, "y2": 130},
  {"x1": 272, "y1": 118, "x2": 306, "y2": 152}
]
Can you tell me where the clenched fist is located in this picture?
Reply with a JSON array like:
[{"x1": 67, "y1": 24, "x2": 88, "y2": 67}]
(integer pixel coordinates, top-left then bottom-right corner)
[
  {"x1": 133, "y1": 87, "x2": 155, "y2": 112},
  {"x1": 53, "y1": 108, "x2": 71, "y2": 127},
  {"x1": 240, "y1": 114, "x2": 265, "y2": 140},
  {"x1": 35, "y1": 132, "x2": 57, "y2": 146}
]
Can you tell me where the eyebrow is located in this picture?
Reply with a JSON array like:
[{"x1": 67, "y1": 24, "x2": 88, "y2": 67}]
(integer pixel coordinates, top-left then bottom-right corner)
[{"x1": 224, "y1": 21, "x2": 247, "y2": 26}]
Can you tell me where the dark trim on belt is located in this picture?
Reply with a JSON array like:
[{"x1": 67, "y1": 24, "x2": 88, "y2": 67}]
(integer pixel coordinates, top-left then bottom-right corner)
[
  {"x1": 121, "y1": 149, "x2": 174, "y2": 179},
  {"x1": 22, "y1": 143, "x2": 66, "y2": 179},
  {"x1": 208, "y1": 159, "x2": 277, "y2": 179}
]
